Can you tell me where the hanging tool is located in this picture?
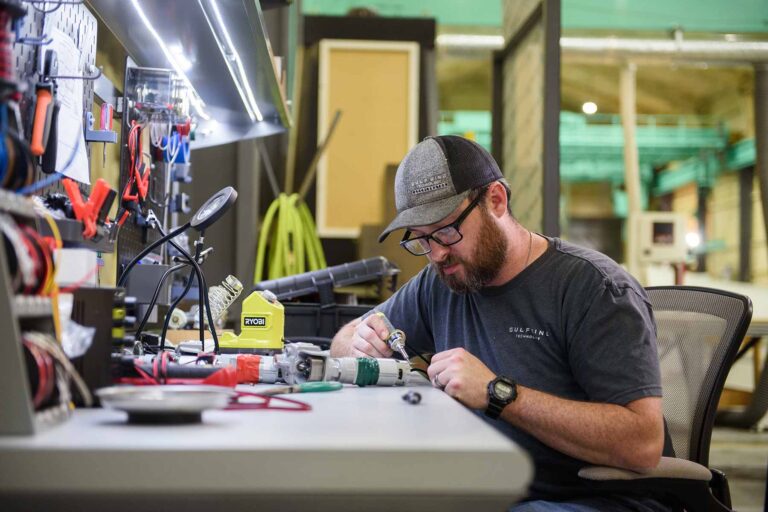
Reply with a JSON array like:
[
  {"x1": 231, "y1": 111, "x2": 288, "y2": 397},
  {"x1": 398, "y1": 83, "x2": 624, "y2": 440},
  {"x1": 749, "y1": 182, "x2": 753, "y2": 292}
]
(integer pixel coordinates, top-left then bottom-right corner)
[
  {"x1": 84, "y1": 104, "x2": 117, "y2": 167},
  {"x1": 100, "y1": 102, "x2": 113, "y2": 166},
  {"x1": 112, "y1": 121, "x2": 148, "y2": 235},
  {"x1": 361, "y1": 310, "x2": 409, "y2": 361},
  {"x1": 62, "y1": 177, "x2": 116, "y2": 239},
  {"x1": 30, "y1": 49, "x2": 60, "y2": 175},
  {"x1": 258, "y1": 381, "x2": 342, "y2": 396}
]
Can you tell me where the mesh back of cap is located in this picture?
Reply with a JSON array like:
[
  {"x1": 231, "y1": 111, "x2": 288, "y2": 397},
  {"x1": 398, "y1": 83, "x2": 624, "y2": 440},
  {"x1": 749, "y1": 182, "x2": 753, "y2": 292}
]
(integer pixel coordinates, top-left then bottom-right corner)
[{"x1": 650, "y1": 287, "x2": 750, "y2": 464}]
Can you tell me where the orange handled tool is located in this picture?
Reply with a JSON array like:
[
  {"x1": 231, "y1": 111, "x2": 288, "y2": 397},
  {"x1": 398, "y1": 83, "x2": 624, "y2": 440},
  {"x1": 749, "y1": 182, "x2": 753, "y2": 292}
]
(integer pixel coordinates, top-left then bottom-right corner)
[
  {"x1": 63, "y1": 178, "x2": 115, "y2": 240},
  {"x1": 30, "y1": 86, "x2": 53, "y2": 156}
]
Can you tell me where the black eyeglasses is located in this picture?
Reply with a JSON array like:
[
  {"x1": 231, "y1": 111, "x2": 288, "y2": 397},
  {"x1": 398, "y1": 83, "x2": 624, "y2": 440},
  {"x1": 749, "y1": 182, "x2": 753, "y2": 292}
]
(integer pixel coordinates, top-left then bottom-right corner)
[{"x1": 400, "y1": 193, "x2": 484, "y2": 256}]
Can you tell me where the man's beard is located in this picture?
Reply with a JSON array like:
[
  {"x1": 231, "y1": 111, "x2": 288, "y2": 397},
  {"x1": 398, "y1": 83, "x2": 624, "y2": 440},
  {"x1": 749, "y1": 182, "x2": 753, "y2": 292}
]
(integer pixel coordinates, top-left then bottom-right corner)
[{"x1": 432, "y1": 208, "x2": 508, "y2": 294}]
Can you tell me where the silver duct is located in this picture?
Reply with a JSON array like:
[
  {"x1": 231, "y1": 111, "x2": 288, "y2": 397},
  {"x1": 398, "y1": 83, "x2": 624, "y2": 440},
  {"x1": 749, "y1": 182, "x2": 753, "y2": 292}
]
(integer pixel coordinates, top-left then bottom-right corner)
[{"x1": 561, "y1": 36, "x2": 768, "y2": 64}]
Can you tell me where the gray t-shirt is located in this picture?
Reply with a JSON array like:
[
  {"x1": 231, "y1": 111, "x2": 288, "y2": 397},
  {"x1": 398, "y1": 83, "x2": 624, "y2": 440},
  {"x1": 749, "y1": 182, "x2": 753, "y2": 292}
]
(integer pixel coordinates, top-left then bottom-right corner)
[{"x1": 378, "y1": 237, "x2": 667, "y2": 506}]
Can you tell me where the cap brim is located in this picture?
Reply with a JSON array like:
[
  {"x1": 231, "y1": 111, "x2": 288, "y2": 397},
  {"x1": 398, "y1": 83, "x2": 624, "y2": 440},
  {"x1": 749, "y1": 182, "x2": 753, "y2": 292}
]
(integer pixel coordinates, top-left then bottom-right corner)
[{"x1": 378, "y1": 190, "x2": 471, "y2": 243}]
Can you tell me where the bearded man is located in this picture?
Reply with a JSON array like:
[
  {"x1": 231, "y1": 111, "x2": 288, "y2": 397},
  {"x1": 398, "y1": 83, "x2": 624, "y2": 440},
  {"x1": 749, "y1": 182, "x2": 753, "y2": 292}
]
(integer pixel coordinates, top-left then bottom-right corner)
[{"x1": 330, "y1": 135, "x2": 673, "y2": 511}]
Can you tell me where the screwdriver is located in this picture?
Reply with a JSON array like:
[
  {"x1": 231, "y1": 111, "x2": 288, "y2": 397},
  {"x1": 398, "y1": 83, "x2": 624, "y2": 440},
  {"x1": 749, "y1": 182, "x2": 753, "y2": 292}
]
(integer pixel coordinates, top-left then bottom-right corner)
[
  {"x1": 258, "y1": 381, "x2": 343, "y2": 396},
  {"x1": 362, "y1": 311, "x2": 410, "y2": 362}
]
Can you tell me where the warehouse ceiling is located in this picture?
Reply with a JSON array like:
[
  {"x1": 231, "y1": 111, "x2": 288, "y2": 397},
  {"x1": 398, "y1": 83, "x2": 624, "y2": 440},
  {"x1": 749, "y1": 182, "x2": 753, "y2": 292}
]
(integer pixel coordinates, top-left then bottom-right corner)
[{"x1": 302, "y1": 1, "x2": 767, "y2": 129}]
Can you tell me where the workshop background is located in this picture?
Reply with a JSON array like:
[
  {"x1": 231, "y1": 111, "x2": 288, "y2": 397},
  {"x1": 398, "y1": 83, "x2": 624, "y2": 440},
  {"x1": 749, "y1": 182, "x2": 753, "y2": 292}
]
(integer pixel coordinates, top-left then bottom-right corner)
[{"x1": 0, "y1": 0, "x2": 766, "y2": 510}]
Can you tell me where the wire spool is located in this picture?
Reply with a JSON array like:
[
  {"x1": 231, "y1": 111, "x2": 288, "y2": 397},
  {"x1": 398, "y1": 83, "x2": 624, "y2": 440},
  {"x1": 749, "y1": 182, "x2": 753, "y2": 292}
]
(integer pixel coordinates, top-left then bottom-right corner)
[
  {"x1": 10, "y1": 129, "x2": 34, "y2": 190},
  {"x1": 1, "y1": 130, "x2": 15, "y2": 189},
  {"x1": 0, "y1": 213, "x2": 35, "y2": 293},
  {"x1": 22, "y1": 336, "x2": 56, "y2": 410},
  {"x1": 0, "y1": 213, "x2": 53, "y2": 295},
  {"x1": 19, "y1": 224, "x2": 53, "y2": 295}
]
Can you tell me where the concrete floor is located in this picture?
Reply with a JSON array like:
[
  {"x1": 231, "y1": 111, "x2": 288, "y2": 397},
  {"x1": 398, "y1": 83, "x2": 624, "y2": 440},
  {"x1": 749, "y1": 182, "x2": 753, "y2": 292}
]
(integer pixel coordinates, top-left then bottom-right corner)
[{"x1": 710, "y1": 427, "x2": 768, "y2": 511}]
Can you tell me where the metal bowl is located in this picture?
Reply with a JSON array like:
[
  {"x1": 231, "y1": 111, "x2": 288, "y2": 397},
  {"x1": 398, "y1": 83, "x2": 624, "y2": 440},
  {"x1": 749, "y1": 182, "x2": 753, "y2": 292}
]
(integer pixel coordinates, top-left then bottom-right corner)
[{"x1": 96, "y1": 385, "x2": 235, "y2": 424}]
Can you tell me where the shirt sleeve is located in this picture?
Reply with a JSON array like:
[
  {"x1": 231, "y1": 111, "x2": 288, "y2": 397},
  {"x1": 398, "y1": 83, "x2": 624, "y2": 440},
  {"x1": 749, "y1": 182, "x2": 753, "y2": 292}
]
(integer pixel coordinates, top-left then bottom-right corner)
[
  {"x1": 566, "y1": 282, "x2": 662, "y2": 406},
  {"x1": 376, "y1": 268, "x2": 436, "y2": 355}
]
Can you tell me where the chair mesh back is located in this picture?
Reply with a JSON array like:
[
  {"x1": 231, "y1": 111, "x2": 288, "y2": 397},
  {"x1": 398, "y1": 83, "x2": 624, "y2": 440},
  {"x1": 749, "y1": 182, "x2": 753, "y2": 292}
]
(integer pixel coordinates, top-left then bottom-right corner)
[{"x1": 649, "y1": 287, "x2": 751, "y2": 466}]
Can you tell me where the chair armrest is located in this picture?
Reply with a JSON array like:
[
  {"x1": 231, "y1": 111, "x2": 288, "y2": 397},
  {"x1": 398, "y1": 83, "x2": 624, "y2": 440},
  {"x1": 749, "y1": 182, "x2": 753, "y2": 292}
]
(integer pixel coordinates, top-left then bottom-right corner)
[{"x1": 578, "y1": 457, "x2": 712, "y2": 481}]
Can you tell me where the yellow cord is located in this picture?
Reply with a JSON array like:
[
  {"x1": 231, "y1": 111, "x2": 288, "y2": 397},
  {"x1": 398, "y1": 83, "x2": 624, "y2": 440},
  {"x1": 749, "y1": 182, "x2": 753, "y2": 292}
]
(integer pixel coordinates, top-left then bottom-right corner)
[
  {"x1": 40, "y1": 212, "x2": 62, "y2": 341},
  {"x1": 254, "y1": 193, "x2": 327, "y2": 283}
]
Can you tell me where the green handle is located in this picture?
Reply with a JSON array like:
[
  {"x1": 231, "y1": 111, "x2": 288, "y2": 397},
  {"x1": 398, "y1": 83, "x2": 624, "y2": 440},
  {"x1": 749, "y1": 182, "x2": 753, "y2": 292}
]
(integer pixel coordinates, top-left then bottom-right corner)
[{"x1": 298, "y1": 382, "x2": 343, "y2": 393}]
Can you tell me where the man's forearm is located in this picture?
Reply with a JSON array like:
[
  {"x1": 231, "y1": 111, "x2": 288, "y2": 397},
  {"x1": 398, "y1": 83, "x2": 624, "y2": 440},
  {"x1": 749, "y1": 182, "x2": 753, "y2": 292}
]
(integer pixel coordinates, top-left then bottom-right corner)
[
  {"x1": 329, "y1": 320, "x2": 358, "y2": 357},
  {"x1": 502, "y1": 387, "x2": 663, "y2": 471}
]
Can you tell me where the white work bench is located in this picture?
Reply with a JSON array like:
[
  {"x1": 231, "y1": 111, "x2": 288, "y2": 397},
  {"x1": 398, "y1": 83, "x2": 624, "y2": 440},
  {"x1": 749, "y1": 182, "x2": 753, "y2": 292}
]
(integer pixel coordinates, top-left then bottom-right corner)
[{"x1": 0, "y1": 379, "x2": 532, "y2": 511}]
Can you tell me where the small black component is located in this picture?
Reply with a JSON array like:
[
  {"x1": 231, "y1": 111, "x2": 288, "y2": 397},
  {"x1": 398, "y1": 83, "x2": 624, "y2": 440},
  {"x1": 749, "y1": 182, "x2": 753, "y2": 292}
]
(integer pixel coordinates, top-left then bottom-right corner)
[{"x1": 402, "y1": 390, "x2": 421, "y2": 405}]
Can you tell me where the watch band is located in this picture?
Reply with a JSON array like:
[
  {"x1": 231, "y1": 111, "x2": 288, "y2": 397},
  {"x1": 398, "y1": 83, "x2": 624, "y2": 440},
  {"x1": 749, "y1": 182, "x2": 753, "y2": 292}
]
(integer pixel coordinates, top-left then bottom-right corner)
[{"x1": 485, "y1": 399, "x2": 505, "y2": 419}]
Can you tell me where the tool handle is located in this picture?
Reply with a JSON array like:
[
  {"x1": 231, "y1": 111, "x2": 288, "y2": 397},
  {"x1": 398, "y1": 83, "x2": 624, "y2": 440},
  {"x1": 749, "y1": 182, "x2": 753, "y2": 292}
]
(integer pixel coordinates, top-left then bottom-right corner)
[
  {"x1": 362, "y1": 310, "x2": 395, "y2": 332},
  {"x1": 298, "y1": 382, "x2": 343, "y2": 393},
  {"x1": 62, "y1": 178, "x2": 86, "y2": 219},
  {"x1": 30, "y1": 88, "x2": 53, "y2": 156},
  {"x1": 41, "y1": 101, "x2": 59, "y2": 173}
]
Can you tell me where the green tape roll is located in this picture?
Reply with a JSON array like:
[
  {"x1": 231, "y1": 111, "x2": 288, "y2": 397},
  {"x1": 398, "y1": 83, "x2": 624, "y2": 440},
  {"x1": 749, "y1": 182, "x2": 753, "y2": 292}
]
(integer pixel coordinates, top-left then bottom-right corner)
[{"x1": 355, "y1": 358, "x2": 380, "y2": 387}]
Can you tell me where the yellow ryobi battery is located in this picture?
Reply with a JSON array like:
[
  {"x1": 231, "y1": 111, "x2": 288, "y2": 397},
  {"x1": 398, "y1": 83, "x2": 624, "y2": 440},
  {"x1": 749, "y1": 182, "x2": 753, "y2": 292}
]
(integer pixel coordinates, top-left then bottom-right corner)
[{"x1": 218, "y1": 290, "x2": 284, "y2": 352}]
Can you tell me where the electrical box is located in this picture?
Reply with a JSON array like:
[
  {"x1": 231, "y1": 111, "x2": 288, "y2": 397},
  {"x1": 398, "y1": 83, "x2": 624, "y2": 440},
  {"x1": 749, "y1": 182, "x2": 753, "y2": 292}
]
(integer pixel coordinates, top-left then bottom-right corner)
[{"x1": 635, "y1": 212, "x2": 688, "y2": 264}]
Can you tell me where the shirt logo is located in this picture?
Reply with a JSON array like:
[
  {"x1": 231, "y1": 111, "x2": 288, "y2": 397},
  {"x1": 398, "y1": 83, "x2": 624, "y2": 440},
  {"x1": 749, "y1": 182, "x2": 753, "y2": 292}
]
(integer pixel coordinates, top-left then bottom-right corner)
[{"x1": 509, "y1": 326, "x2": 551, "y2": 341}]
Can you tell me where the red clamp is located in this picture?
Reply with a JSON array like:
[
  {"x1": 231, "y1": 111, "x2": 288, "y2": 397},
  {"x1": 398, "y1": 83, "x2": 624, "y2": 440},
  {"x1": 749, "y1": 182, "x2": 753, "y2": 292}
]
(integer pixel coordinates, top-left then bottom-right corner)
[{"x1": 63, "y1": 178, "x2": 115, "y2": 239}]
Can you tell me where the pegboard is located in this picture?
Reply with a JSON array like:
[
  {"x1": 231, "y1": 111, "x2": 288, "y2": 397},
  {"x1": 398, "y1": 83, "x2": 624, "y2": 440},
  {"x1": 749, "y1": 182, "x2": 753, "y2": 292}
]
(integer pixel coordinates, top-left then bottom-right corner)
[
  {"x1": 116, "y1": 59, "x2": 169, "y2": 271},
  {"x1": 13, "y1": 1, "x2": 96, "y2": 196}
]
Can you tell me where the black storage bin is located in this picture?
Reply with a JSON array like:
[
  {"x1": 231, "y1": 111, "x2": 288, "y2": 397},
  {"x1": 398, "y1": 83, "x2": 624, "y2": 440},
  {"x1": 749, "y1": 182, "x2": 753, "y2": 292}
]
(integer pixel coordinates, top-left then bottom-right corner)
[{"x1": 283, "y1": 303, "x2": 373, "y2": 347}]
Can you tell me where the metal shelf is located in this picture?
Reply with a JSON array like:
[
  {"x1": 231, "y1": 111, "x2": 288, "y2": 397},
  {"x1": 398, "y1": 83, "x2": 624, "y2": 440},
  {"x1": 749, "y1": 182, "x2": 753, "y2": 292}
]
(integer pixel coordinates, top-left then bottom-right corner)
[
  {"x1": 46, "y1": 218, "x2": 114, "y2": 253},
  {"x1": 0, "y1": 190, "x2": 39, "y2": 219},
  {"x1": 13, "y1": 296, "x2": 53, "y2": 319},
  {"x1": 87, "y1": 0, "x2": 292, "y2": 149}
]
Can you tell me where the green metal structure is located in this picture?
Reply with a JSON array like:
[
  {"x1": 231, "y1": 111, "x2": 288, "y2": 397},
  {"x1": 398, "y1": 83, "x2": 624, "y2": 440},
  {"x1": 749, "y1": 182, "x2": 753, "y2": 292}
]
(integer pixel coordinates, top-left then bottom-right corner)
[
  {"x1": 438, "y1": 110, "x2": 757, "y2": 217},
  {"x1": 303, "y1": 0, "x2": 768, "y2": 33}
]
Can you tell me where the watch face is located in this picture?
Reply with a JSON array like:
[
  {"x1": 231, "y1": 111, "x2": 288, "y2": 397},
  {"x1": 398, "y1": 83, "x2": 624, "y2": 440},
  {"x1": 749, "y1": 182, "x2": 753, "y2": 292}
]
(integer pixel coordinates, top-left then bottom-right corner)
[{"x1": 494, "y1": 381, "x2": 513, "y2": 400}]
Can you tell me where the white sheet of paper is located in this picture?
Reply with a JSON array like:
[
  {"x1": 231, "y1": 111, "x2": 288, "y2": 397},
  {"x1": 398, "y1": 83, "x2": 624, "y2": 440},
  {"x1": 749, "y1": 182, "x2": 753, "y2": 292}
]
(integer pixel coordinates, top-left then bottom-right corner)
[{"x1": 48, "y1": 27, "x2": 90, "y2": 184}]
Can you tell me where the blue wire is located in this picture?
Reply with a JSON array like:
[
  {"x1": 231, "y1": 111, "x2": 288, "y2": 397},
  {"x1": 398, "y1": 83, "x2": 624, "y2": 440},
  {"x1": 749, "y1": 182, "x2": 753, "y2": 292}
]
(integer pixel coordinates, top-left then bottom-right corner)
[
  {"x1": 17, "y1": 125, "x2": 82, "y2": 195},
  {"x1": 17, "y1": 172, "x2": 64, "y2": 195}
]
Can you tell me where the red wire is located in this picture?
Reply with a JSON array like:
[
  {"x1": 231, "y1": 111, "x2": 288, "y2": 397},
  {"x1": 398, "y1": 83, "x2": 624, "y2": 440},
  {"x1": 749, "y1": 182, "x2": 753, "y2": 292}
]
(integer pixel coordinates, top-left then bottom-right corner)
[
  {"x1": 0, "y1": 11, "x2": 14, "y2": 83},
  {"x1": 59, "y1": 264, "x2": 100, "y2": 293},
  {"x1": 15, "y1": 226, "x2": 42, "y2": 294}
]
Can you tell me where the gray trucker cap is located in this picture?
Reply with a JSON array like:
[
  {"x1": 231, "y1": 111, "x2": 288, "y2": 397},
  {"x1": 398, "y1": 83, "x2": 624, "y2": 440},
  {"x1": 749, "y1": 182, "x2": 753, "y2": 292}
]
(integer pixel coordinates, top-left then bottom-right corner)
[{"x1": 378, "y1": 135, "x2": 504, "y2": 242}]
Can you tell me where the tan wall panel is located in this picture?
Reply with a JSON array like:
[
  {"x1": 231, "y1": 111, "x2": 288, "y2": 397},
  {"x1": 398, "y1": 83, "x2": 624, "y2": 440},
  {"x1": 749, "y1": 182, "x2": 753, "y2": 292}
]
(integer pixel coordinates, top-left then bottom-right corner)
[
  {"x1": 317, "y1": 40, "x2": 418, "y2": 237},
  {"x1": 566, "y1": 182, "x2": 613, "y2": 218},
  {"x1": 671, "y1": 183, "x2": 698, "y2": 217},
  {"x1": 707, "y1": 173, "x2": 740, "y2": 279},
  {"x1": 502, "y1": 22, "x2": 544, "y2": 229}
]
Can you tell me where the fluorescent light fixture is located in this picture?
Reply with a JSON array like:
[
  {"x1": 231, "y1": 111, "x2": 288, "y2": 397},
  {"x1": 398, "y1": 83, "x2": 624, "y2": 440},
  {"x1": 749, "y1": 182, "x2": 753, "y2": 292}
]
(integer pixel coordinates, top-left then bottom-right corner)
[
  {"x1": 685, "y1": 231, "x2": 701, "y2": 249},
  {"x1": 169, "y1": 44, "x2": 193, "y2": 72},
  {"x1": 581, "y1": 101, "x2": 598, "y2": 115},
  {"x1": 130, "y1": 0, "x2": 210, "y2": 120},
  {"x1": 199, "y1": 0, "x2": 264, "y2": 122},
  {"x1": 436, "y1": 34, "x2": 504, "y2": 50}
]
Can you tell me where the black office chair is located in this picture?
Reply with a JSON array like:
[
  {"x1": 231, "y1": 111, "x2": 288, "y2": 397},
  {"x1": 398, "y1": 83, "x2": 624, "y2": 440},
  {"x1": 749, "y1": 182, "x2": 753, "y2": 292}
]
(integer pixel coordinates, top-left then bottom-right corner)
[{"x1": 578, "y1": 286, "x2": 753, "y2": 512}]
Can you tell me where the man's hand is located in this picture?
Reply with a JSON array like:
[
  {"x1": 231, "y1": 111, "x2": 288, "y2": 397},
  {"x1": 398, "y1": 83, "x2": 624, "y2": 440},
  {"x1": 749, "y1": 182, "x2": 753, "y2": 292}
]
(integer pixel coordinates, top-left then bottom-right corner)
[
  {"x1": 343, "y1": 315, "x2": 394, "y2": 359},
  {"x1": 428, "y1": 348, "x2": 495, "y2": 409}
]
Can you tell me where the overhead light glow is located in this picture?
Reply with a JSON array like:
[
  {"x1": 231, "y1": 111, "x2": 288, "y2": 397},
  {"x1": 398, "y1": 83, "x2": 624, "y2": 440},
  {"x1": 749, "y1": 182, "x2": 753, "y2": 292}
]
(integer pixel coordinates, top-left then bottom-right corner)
[
  {"x1": 200, "y1": 0, "x2": 264, "y2": 122},
  {"x1": 169, "y1": 44, "x2": 193, "y2": 73},
  {"x1": 130, "y1": 0, "x2": 209, "y2": 120},
  {"x1": 582, "y1": 101, "x2": 598, "y2": 115},
  {"x1": 436, "y1": 34, "x2": 504, "y2": 50},
  {"x1": 685, "y1": 231, "x2": 701, "y2": 249}
]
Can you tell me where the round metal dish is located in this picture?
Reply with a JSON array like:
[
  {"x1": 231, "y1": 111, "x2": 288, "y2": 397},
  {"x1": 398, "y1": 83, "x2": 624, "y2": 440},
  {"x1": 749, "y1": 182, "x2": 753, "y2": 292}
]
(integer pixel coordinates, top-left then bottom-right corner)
[{"x1": 96, "y1": 385, "x2": 235, "y2": 424}]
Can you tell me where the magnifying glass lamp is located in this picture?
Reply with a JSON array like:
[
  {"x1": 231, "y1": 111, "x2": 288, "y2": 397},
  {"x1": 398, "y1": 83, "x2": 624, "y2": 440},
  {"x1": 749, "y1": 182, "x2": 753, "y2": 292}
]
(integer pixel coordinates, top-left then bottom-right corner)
[{"x1": 117, "y1": 186, "x2": 238, "y2": 353}]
